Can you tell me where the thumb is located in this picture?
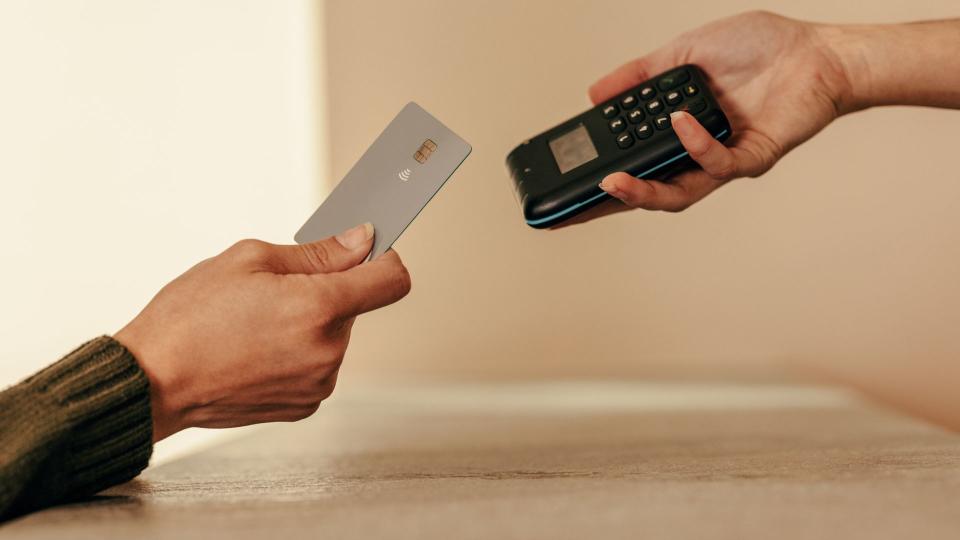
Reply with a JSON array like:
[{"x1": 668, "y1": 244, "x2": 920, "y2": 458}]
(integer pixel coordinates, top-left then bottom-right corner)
[{"x1": 269, "y1": 222, "x2": 375, "y2": 275}]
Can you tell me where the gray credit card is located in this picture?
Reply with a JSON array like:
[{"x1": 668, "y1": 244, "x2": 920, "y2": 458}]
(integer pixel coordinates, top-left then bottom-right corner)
[{"x1": 295, "y1": 102, "x2": 472, "y2": 258}]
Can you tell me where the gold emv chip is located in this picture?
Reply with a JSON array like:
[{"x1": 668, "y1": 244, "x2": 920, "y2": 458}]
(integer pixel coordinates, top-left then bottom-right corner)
[{"x1": 414, "y1": 139, "x2": 437, "y2": 164}]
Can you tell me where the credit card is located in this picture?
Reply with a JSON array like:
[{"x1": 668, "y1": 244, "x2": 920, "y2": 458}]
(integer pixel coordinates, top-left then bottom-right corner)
[{"x1": 295, "y1": 102, "x2": 472, "y2": 258}]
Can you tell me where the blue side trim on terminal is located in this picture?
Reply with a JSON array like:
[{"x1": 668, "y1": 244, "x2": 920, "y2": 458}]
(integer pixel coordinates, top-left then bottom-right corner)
[{"x1": 525, "y1": 128, "x2": 730, "y2": 226}]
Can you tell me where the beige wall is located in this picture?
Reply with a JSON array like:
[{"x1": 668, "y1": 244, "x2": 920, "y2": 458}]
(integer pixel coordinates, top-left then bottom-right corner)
[
  {"x1": 323, "y1": 0, "x2": 960, "y2": 409},
  {"x1": 0, "y1": 0, "x2": 956, "y2": 453}
]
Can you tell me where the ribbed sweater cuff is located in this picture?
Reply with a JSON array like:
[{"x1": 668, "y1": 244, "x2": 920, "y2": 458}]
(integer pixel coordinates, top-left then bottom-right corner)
[{"x1": 1, "y1": 336, "x2": 153, "y2": 518}]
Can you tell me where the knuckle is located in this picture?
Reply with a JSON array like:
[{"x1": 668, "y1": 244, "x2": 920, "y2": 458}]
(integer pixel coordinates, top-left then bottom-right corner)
[
  {"x1": 742, "y1": 131, "x2": 784, "y2": 178},
  {"x1": 303, "y1": 402, "x2": 323, "y2": 418},
  {"x1": 317, "y1": 381, "x2": 337, "y2": 401},
  {"x1": 230, "y1": 239, "x2": 271, "y2": 262},
  {"x1": 617, "y1": 183, "x2": 650, "y2": 209},
  {"x1": 663, "y1": 201, "x2": 692, "y2": 213},
  {"x1": 693, "y1": 145, "x2": 737, "y2": 181},
  {"x1": 757, "y1": 148, "x2": 782, "y2": 177},
  {"x1": 299, "y1": 242, "x2": 333, "y2": 272},
  {"x1": 284, "y1": 405, "x2": 318, "y2": 422},
  {"x1": 320, "y1": 342, "x2": 348, "y2": 370},
  {"x1": 663, "y1": 185, "x2": 696, "y2": 213},
  {"x1": 742, "y1": 151, "x2": 772, "y2": 178},
  {"x1": 747, "y1": 9, "x2": 776, "y2": 21},
  {"x1": 307, "y1": 370, "x2": 339, "y2": 401},
  {"x1": 711, "y1": 161, "x2": 738, "y2": 181},
  {"x1": 686, "y1": 140, "x2": 713, "y2": 161}
]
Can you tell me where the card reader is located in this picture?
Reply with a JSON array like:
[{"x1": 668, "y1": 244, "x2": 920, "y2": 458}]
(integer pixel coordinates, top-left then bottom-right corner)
[{"x1": 506, "y1": 64, "x2": 732, "y2": 228}]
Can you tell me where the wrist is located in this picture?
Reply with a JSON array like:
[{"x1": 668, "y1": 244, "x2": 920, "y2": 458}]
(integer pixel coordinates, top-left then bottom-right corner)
[
  {"x1": 114, "y1": 326, "x2": 187, "y2": 441},
  {"x1": 813, "y1": 23, "x2": 877, "y2": 114},
  {"x1": 817, "y1": 20, "x2": 960, "y2": 112}
]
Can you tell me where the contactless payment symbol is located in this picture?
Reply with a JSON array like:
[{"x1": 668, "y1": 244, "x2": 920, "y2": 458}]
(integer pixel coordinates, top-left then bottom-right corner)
[{"x1": 398, "y1": 168, "x2": 412, "y2": 182}]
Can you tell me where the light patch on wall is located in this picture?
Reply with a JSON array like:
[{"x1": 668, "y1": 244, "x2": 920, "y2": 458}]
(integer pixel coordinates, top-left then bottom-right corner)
[{"x1": 0, "y1": 0, "x2": 325, "y2": 464}]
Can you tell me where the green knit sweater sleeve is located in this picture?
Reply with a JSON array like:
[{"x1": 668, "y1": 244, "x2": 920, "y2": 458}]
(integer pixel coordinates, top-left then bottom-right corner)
[{"x1": 0, "y1": 336, "x2": 153, "y2": 520}]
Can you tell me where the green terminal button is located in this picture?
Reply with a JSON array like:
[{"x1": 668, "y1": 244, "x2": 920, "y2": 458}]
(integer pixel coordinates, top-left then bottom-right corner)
[{"x1": 656, "y1": 69, "x2": 690, "y2": 91}]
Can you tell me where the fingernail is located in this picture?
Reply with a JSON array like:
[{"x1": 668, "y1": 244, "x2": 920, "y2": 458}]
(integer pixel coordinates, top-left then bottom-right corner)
[
  {"x1": 670, "y1": 111, "x2": 692, "y2": 137},
  {"x1": 335, "y1": 222, "x2": 374, "y2": 250}
]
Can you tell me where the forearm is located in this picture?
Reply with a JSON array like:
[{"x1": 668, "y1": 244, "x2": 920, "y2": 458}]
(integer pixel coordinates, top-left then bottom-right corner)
[
  {"x1": 0, "y1": 337, "x2": 153, "y2": 520},
  {"x1": 820, "y1": 19, "x2": 960, "y2": 112}
]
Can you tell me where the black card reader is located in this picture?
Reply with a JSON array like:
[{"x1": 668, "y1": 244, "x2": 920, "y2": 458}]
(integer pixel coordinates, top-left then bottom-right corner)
[{"x1": 506, "y1": 64, "x2": 732, "y2": 228}]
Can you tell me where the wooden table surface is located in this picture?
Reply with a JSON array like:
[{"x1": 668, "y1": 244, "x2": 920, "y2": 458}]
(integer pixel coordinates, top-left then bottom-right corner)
[{"x1": 5, "y1": 382, "x2": 960, "y2": 539}]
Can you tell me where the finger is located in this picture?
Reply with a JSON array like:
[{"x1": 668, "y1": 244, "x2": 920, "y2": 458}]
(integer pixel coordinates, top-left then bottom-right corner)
[
  {"x1": 669, "y1": 111, "x2": 740, "y2": 181},
  {"x1": 264, "y1": 222, "x2": 375, "y2": 275},
  {"x1": 320, "y1": 249, "x2": 412, "y2": 318},
  {"x1": 588, "y1": 47, "x2": 677, "y2": 105},
  {"x1": 598, "y1": 170, "x2": 718, "y2": 212}
]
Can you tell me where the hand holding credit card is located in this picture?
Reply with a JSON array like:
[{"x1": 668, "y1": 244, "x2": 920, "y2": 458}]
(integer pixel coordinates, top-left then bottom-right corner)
[{"x1": 296, "y1": 102, "x2": 472, "y2": 258}]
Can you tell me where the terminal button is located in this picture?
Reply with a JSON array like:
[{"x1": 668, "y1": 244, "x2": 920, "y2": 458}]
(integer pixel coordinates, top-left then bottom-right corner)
[
  {"x1": 656, "y1": 69, "x2": 690, "y2": 91},
  {"x1": 680, "y1": 98, "x2": 706, "y2": 115},
  {"x1": 627, "y1": 109, "x2": 645, "y2": 123},
  {"x1": 645, "y1": 99, "x2": 664, "y2": 115},
  {"x1": 635, "y1": 123, "x2": 653, "y2": 139}
]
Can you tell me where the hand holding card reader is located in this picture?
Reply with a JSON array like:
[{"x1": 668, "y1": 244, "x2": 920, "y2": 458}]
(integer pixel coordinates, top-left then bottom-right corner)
[{"x1": 506, "y1": 65, "x2": 732, "y2": 228}]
